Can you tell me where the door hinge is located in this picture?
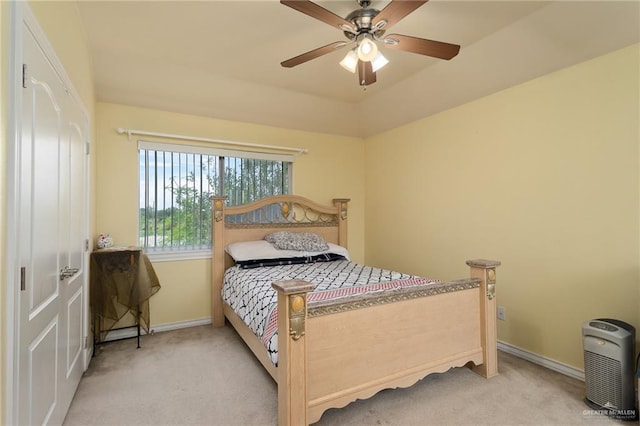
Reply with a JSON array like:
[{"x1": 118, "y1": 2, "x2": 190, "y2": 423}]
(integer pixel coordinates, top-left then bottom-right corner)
[
  {"x1": 22, "y1": 64, "x2": 28, "y2": 88},
  {"x1": 85, "y1": 239, "x2": 89, "y2": 251},
  {"x1": 84, "y1": 336, "x2": 89, "y2": 349},
  {"x1": 20, "y1": 267, "x2": 26, "y2": 291},
  {"x1": 85, "y1": 141, "x2": 90, "y2": 155}
]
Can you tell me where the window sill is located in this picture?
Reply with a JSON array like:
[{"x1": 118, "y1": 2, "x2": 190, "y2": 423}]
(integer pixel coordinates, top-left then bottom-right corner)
[{"x1": 145, "y1": 249, "x2": 212, "y2": 263}]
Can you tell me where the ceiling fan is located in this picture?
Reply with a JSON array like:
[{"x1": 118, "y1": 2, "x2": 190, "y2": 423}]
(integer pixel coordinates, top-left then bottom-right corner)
[{"x1": 280, "y1": 0, "x2": 461, "y2": 87}]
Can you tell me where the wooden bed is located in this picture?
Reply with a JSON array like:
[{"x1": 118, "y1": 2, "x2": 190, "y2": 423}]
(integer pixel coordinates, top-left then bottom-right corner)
[{"x1": 211, "y1": 195, "x2": 500, "y2": 425}]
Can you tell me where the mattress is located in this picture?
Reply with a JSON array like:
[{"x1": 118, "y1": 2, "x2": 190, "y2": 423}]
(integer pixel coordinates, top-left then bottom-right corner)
[{"x1": 222, "y1": 259, "x2": 439, "y2": 365}]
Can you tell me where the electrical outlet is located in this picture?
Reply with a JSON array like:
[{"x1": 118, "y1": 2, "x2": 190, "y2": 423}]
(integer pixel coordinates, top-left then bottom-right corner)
[{"x1": 497, "y1": 306, "x2": 506, "y2": 321}]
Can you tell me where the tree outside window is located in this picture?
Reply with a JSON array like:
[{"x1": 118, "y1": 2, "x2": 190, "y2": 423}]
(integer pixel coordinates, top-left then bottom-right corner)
[{"x1": 139, "y1": 143, "x2": 291, "y2": 257}]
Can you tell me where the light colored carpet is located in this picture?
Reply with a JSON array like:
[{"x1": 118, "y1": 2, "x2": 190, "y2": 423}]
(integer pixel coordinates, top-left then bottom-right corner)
[{"x1": 63, "y1": 324, "x2": 621, "y2": 426}]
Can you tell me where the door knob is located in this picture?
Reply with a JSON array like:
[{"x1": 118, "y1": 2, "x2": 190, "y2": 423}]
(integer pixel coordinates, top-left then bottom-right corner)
[{"x1": 60, "y1": 266, "x2": 79, "y2": 280}]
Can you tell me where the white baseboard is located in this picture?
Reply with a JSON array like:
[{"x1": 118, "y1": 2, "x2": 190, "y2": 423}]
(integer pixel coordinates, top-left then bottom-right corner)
[
  {"x1": 101, "y1": 317, "x2": 212, "y2": 342},
  {"x1": 498, "y1": 340, "x2": 585, "y2": 382}
]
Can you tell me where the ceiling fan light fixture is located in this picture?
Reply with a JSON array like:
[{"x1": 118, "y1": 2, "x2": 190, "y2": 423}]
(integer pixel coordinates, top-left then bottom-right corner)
[
  {"x1": 357, "y1": 36, "x2": 378, "y2": 62},
  {"x1": 370, "y1": 51, "x2": 388, "y2": 72},
  {"x1": 339, "y1": 49, "x2": 359, "y2": 73}
]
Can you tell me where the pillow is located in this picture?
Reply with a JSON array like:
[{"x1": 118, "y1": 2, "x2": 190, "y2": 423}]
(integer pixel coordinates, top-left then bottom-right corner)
[
  {"x1": 265, "y1": 231, "x2": 329, "y2": 252},
  {"x1": 323, "y1": 243, "x2": 350, "y2": 260},
  {"x1": 225, "y1": 240, "x2": 300, "y2": 262},
  {"x1": 225, "y1": 240, "x2": 350, "y2": 262}
]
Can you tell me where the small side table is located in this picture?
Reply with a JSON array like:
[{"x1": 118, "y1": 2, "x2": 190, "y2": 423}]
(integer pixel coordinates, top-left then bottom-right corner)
[{"x1": 90, "y1": 247, "x2": 160, "y2": 351}]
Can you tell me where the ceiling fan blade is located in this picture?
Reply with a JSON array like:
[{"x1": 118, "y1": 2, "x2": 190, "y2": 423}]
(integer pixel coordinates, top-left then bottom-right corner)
[
  {"x1": 384, "y1": 34, "x2": 460, "y2": 60},
  {"x1": 372, "y1": 0, "x2": 428, "y2": 30},
  {"x1": 281, "y1": 41, "x2": 347, "y2": 68},
  {"x1": 281, "y1": 0, "x2": 356, "y2": 32},
  {"x1": 357, "y1": 60, "x2": 376, "y2": 86}
]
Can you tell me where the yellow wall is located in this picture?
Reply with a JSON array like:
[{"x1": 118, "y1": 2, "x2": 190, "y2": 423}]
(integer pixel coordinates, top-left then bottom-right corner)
[
  {"x1": 95, "y1": 103, "x2": 365, "y2": 326},
  {"x1": 365, "y1": 44, "x2": 640, "y2": 369}
]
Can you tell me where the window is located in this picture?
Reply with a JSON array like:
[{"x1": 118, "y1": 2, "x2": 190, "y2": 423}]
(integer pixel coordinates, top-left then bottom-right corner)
[{"x1": 139, "y1": 141, "x2": 292, "y2": 260}]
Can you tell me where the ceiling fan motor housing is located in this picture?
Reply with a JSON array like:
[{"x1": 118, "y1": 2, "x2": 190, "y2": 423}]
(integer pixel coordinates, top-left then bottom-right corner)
[{"x1": 344, "y1": 7, "x2": 383, "y2": 40}]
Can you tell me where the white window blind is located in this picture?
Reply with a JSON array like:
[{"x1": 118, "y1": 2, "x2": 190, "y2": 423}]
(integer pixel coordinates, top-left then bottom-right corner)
[{"x1": 138, "y1": 140, "x2": 292, "y2": 260}]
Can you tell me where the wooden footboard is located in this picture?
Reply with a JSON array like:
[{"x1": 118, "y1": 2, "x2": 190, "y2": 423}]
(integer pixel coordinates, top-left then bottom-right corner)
[
  {"x1": 210, "y1": 195, "x2": 500, "y2": 425},
  {"x1": 273, "y1": 259, "x2": 500, "y2": 425}
]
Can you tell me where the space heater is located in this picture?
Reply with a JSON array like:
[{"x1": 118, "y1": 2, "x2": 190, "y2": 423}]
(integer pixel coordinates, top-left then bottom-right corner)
[{"x1": 582, "y1": 318, "x2": 637, "y2": 421}]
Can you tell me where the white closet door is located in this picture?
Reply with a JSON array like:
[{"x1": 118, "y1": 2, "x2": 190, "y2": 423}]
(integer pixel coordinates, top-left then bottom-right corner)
[{"x1": 17, "y1": 19, "x2": 87, "y2": 426}]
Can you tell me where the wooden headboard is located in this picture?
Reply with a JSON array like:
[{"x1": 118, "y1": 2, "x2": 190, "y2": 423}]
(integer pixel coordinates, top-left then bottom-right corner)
[{"x1": 210, "y1": 195, "x2": 349, "y2": 327}]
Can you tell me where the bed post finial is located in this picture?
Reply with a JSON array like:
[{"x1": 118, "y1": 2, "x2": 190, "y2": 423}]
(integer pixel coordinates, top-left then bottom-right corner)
[
  {"x1": 272, "y1": 280, "x2": 315, "y2": 426},
  {"x1": 466, "y1": 259, "x2": 501, "y2": 378},
  {"x1": 213, "y1": 197, "x2": 225, "y2": 222},
  {"x1": 332, "y1": 198, "x2": 350, "y2": 248},
  {"x1": 212, "y1": 196, "x2": 228, "y2": 327},
  {"x1": 333, "y1": 198, "x2": 349, "y2": 220}
]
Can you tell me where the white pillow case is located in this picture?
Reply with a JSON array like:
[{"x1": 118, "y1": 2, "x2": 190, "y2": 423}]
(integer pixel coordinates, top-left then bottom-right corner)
[{"x1": 225, "y1": 240, "x2": 350, "y2": 262}]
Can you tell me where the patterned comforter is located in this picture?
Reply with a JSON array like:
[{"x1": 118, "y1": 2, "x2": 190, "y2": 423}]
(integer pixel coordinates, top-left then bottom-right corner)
[{"x1": 223, "y1": 259, "x2": 439, "y2": 365}]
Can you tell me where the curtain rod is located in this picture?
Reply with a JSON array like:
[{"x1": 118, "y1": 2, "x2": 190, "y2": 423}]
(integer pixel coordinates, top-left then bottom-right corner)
[{"x1": 116, "y1": 127, "x2": 308, "y2": 155}]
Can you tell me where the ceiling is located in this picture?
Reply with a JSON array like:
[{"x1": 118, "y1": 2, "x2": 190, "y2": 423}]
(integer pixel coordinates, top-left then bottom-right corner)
[{"x1": 77, "y1": 1, "x2": 640, "y2": 138}]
